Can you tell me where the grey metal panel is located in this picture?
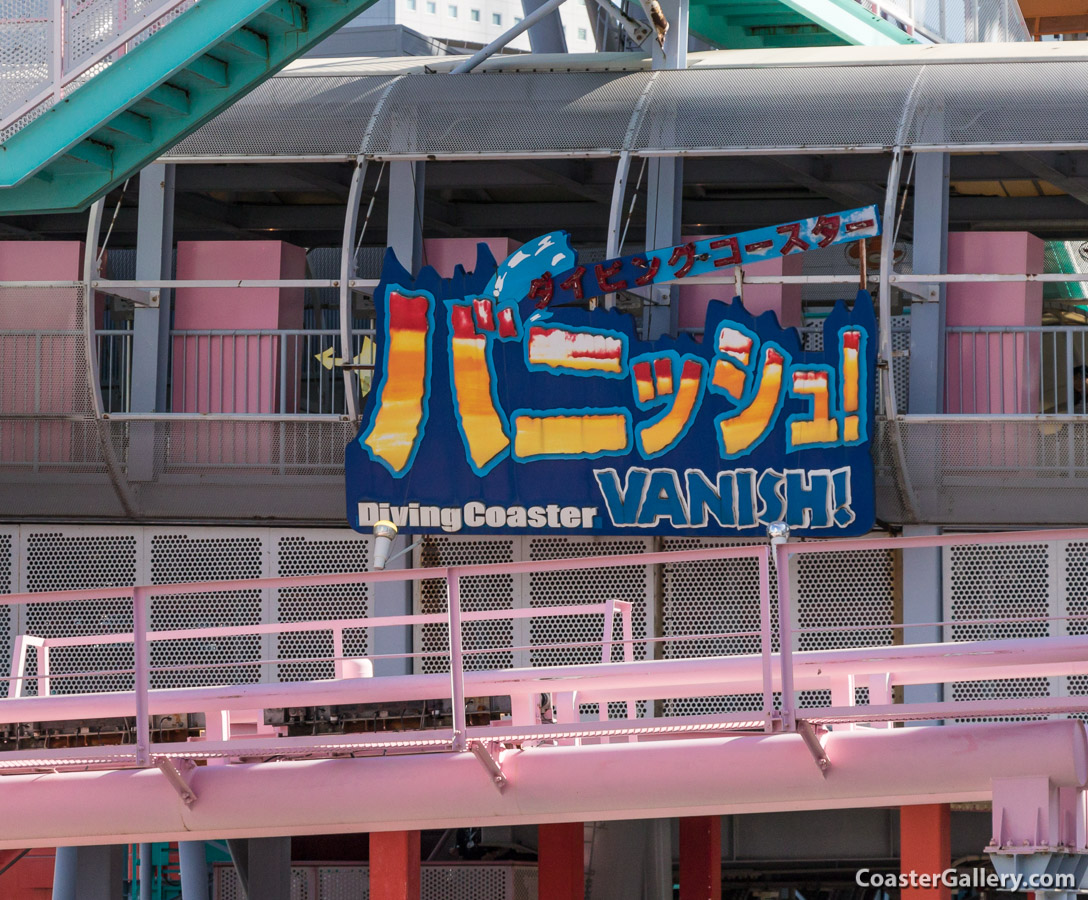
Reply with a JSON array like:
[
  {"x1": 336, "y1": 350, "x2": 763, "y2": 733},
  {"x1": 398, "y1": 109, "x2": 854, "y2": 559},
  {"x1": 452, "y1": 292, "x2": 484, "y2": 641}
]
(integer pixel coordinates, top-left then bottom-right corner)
[
  {"x1": 162, "y1": 59, "x2": 1088, "y2": 160},
  {"x1": 631, "y1": 65, "x2": 921, "y2": 154},
  {"x1": 167, "y1": 76, "x2": 392, "y2": 158},
  {"x1": 364, "y1": 71, "x2": 651, "y2": 156},
  {"x1": 905, "y1": 60, "x2": 1088, "y2": 148}
]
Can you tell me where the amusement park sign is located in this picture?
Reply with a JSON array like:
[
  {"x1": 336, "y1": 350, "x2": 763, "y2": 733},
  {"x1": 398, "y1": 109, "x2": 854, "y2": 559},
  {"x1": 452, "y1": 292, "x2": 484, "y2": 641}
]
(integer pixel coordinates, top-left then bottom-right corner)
[{"x1": 346, "y1": 206, "x2": 880, "y2": 537}]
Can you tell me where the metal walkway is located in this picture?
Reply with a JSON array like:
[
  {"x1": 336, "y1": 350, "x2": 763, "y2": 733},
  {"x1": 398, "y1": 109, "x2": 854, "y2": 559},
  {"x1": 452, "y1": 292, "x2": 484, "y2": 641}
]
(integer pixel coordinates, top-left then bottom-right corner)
[
  {"x1": 0, "y1": 0, "x2": 380, "y2": 215},
  {"x1": 0, "y1": 530, "x2": 1086, "y2": 862}
]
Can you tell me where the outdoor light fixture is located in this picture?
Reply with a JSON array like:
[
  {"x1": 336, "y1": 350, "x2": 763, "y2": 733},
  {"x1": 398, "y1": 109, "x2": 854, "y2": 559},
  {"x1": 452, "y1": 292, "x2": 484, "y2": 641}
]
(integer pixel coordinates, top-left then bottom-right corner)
[
  {"x1": 767, "y1": 521, "x2": 790, "y2": 548},
  {"x1": 371, "y1": 520, "x2": 424, "y2": 570}
]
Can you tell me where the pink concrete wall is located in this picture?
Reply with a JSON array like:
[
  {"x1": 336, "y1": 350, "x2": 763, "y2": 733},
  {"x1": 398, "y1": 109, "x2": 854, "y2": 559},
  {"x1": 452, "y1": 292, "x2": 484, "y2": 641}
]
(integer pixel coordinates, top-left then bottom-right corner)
[
  {"x1": 422, "y1": 238, "x2": 521, "y2": 279},
  {"x1": 677, "y1": 251, "x2": 804, "y2": 333},
  {"x1": 0, "y1": 242, "x2": 87, "y2": 464},
  {"x1": 172, "y1": 241, "x2": 307, "y2": 415},
  {"x1": 944, "y1": 232, "x2": 1044, "y2": 414}
]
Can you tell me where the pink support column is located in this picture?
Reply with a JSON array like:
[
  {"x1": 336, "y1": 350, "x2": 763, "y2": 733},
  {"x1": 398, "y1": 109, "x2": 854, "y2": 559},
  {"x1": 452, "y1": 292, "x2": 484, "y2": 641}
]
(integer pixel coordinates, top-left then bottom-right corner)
[
  {"x1": 538, "y1": 822, "x2": 584, "y2": 900},
  {"x1": 0, "y1": 242, "x2": 89, "y2": 465},
  {"x1": 944, "y1": 232, "x2": 1044, "y2": 414},
  {"x1": 422, "y1": 238, "x2": 521, "y2": 278},
  {"x1": 679, "y1": 816, "x2": 721, "y2": 900},
  {"x1": 369, "y1": 831, "x2": 421, "y2": 900},
  {"x1": 679, "y1": 252, "x2": 804, "y2": 334},
  {"x1": 172, "y1": 241, "x2": 306, "y2": 466},
  {"x1": 173, "y1": 241, "x2": 307, "y2": 414}
]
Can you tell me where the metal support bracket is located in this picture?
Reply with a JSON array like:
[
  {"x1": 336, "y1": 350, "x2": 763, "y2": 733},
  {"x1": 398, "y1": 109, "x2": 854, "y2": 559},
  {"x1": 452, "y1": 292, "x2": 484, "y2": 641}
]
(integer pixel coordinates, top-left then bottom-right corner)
[
  {"x1": 469, "y1": 741, "x2": 507, "y2": 793},
  {"x1": 797, "y1": 721, "x2": 830, "y2": 776},
  {"x1": 154, "y1": 756, "x2": 198, "y2": 806},
  {"x1": 92, "y1": 283, "x2": 160, "y2": 308}
]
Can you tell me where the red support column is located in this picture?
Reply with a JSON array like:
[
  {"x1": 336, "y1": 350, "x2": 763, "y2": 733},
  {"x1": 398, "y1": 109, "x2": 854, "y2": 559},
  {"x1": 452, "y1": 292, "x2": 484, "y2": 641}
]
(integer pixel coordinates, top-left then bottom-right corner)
[
  {"x1": 901, "y1": 804, "x2": 951, "y2": 900},
  {"x1": 370, "y1": 831, "x2": 421, "y2": 900},
  {"x1": 538, "y1": 823, "x2": 584, "y2": 900},
  {"x1": 679, "y1": 816, "x2": 721, "y2": 900}
]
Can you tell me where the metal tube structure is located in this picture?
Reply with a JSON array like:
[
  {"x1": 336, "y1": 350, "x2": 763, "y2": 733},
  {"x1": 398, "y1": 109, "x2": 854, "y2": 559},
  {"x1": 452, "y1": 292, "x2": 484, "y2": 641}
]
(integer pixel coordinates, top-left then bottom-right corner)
[
  {"x1": 448, "y1": 573, "x2": 468, "y2": 752},
  {"x1": 0, "y1": 722, "x2": 1083, "y2": 848},
  {"x1": 178, "y1": 842, "x2": 210, "y2": 900},
  {"x1": 133, "y1": 587, "x2": 151, "y2": 767},
  {"x1": 339, "y1": 155, "x2": 367, "y2": 421},
  {"x1": 451, "y1": 0, "x2": 569, "y2": 73}
]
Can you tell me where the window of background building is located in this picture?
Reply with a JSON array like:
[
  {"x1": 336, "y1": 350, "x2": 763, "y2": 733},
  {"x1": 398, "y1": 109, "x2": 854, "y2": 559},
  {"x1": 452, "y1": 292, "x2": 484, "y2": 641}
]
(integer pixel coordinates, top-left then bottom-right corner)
[
  {"x1": 514, "y1": 15, "x2": 522, "y2": 22},
  {"x1": 470, "y1": 8, "x2": 480, "y2": 19},
  {"x1": 449, "y1": 4, "x2": 457, "y2": 15},
  {"x1": 426, "y1": 0, "x2": 436, "y2": 11},
  {"x1": 577, "y1": 26, "x2": 587, "y2": 38},
  {"x1": 492, "y1": 11, "x2": 501, "y2": 23},
  {"x1": 407, "y1": 0, "x2": 417, "y2": 8}
]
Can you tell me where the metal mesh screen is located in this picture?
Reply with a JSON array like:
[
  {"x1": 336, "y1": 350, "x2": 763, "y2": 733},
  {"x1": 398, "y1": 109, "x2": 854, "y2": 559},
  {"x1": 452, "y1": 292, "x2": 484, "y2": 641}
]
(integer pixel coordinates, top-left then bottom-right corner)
[
  {"x1": 24, "y1": 530, "x2": 137, "y2": 695},
  {"x1": 0, "y1": 0, "x2": 52, "y2": 126},
  {"x1": 945, "y1": 541, "x2": 1053, "y2": 720},
  {"x1": 149, "y1": 532, "x2": 264, "y2": 688},
  {"x1": 661, "y1": 538, "x2": 776, "y2": 716},
  {"x1": 367, "y1": 71, "x2": 650, "y2": 157},
  {"x1": 213, "y1": 863, "x2": 533, "y2": 900},
  {"x1": 168, "y1": 76, "x2": 393, "y2": 158},
  {"x1": 661, "y1": 539, "x2": 894, "y2": 714},
  {"x1": 873, "y1": 418, "x2": 1088, "y2": 527},
  {"x1": 527, "y1": 537, "x2": 651, "y2": 668},
  {"x1": 0, "y1": 529, "x2": 13, "y2": 699},
  {"x1": 416, "y1": 537, "x2": 517, "y2": 673},
  {"x1": 275, "y1": 532, "x2": 371, "y2": 682},
  {"x1": 633, "y1": 65, "x2": 917, "y2": 154},
  {"x1": 907, "y1": 62, "x2": 1088, "y2": 148}
]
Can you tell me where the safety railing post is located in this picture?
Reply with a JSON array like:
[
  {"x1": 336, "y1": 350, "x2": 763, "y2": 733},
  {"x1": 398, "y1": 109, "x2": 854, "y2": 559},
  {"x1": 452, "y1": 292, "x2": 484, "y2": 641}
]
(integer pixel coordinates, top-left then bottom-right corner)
[
  {"x1": 133, "y1": 587, "x2": 151, "y2": 767},
  {"x1": 447, "y1": 572, "x2": 467, "y2": 752},
  {"x1": 774, "y1": 543, "x2": 796, "y2": 731},
  {"x1": 757, "y1": 548, "x2": 776, "y2": 732},
  {"x1": 602, "y1": 598, "x2": 616, "y2": 664}
]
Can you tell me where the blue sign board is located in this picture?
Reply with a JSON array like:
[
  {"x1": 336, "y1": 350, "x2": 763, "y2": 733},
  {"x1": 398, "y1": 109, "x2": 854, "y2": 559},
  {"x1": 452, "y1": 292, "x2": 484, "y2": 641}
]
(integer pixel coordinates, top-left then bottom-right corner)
[{"x1": 346, "y1": 209, "x2": 879, "y2": 537}]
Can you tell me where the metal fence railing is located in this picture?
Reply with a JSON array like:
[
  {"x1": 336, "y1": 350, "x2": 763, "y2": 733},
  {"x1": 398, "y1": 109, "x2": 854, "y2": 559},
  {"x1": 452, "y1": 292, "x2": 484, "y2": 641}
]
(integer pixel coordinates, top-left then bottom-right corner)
[
  {"x1": 91, "y1": 328, "x2": 375, "y2": 416},
  {"x1": 2, "y1": 531, "x2": 1088, "y2": 773},
  {"x1": 945, "y1": 326, "x2": 1088, "y2": 415},
  {"x1": 1, "y1": 0, "x2": 198, "y2": 139}
]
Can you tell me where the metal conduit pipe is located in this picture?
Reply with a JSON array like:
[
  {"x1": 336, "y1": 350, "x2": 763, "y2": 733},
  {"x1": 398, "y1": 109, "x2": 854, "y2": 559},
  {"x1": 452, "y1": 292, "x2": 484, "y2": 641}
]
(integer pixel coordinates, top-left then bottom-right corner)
[
  {"x1": 0, "y1": 722, "x2": 1083, "y2": 849},
  {"x1": 451, "y1": 0, "x2": 569, "y2": 73},
  {"x1": 4, "y1": 634, "x2": 1088, "y2": 725}
]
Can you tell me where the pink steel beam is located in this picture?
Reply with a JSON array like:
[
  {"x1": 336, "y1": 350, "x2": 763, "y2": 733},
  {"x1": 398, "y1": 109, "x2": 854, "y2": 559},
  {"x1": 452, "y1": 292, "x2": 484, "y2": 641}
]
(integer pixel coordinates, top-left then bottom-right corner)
[
  {"x1": 1, "y1": 634, "x2": 1085, "y2": 728},
  {"x1": 0, "y1": 721, "x2": 1080, "y2": 848}
]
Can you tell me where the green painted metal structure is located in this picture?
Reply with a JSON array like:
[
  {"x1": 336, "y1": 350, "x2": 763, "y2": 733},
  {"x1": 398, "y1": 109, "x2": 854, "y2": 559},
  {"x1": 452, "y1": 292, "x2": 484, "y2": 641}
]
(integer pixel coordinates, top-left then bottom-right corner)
[
  {"x1": 0, "y1": 0, "x2": 380, "y2": 216},
  {"x1": 688, "y1": 0, "x2": 919, "y2": 49}
]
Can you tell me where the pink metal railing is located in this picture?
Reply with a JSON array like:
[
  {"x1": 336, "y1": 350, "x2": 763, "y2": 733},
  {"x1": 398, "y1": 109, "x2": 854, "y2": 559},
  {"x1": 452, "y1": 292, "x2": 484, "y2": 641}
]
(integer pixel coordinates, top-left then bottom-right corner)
[{"x1": 4, "y1": 530, "x2": 1088, "y2": 773}]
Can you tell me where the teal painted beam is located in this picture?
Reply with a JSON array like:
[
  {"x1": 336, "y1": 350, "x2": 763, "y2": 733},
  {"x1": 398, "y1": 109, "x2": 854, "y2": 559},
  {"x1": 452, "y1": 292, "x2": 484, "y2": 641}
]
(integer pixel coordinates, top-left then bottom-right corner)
[
  {"x1": 0, "y1": 0, "x2": 283, "y2": 189},
  {"x1": 774, "y1": 0, "x2": 918, "y2": 43},
  {"x1": 690, "y1": 0, "x2": 917, "y2": 46},
  {"x1": 0, "y1": 0, "x2": 380, "y2": 214}
]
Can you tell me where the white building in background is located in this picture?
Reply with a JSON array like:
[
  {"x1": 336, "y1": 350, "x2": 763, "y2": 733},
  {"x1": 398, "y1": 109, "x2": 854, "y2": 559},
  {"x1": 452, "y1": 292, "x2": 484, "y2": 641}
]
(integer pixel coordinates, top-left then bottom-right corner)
[{"x1": 344, "y1": 0, "x2": 599, "y2": 52}]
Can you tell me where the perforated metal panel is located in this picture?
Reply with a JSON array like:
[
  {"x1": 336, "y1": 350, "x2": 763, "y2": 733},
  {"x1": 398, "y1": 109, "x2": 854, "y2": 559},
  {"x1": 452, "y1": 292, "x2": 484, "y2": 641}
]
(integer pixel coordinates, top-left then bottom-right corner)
[
  {"x1": 527, "y1": 537, "x2": 651, "y2": 668},
  {"x1": 24, "y1": 529, "x2": 137, "y2": 694},
  {"x1": 318, "y1": 866, "x2": 370, "y2": 900},
  {"x1": 275, "y1": 532, "x2": 371, "y2": 682},
  {"x1": 170, "y1": 76, "x2": 392, "y2": 157},
  {"x1": 148, "y1": 532, "x2": 264, "y2": 688},
  {"x1": 415, "y1": 537, "x2": 517, "y2": 674},
  {"x1": 662, "y1": 538, "x2": 895, "y2": 714},
  {"x1": 0, "y1": 0, "x2": 52, "y2": 126},
  {"x1": 661, "y1": 538, "x2": 777, "y2": 716},
  {"x1": 0, "y1": 529, "x2": 13, "y2": 698},
  {"x1": 5, "y1": 527, "x2": 378, "y2": 694},
  {"x1": 212, "y1": 863, "x2": 534, "y2": 900},
  {"x1": 944, "y1": 541, "x2": 1054, "y2": 720}
]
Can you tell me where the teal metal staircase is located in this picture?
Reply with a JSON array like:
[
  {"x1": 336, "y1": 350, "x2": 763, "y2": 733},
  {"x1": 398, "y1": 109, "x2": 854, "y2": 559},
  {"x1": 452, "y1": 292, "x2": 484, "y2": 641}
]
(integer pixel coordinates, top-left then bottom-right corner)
[{"x1": 0, "y1": 0, "x2": 379, "y2": 215}]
